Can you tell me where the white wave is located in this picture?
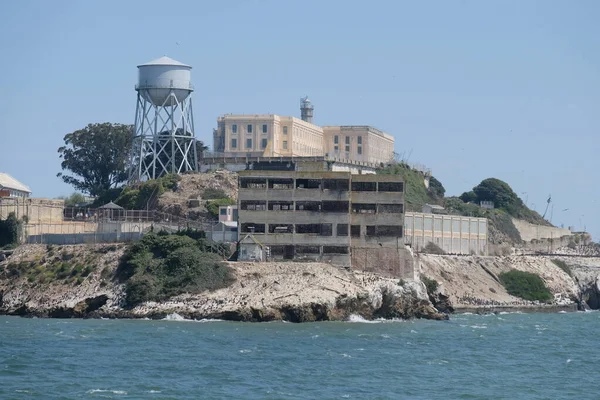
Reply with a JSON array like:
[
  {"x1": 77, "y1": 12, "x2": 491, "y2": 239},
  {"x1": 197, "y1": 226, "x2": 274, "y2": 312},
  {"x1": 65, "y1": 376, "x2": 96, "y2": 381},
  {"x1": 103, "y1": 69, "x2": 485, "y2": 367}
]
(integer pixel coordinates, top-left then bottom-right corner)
[
  {"x1": 196, "y1": 318, "x2": 225, "y2": 323},
  {"x1": 311, "y1": 334, "x2": 319, "y2": 339},
  {"x1": 470, "y1": 325, "x2": 487, "y2": 329},
  {"x1": 348, "y1": 314, "x2": 379, "y2": 323},
  {"x1": 163, "y1": 313, "x2": 186, "y2": 321},
  {"x1": 87, "y1": 389, "x2": 127, "y2": 395},
  {"x1": 239, "y1": 349, "x2": 252, "y2": 353}
]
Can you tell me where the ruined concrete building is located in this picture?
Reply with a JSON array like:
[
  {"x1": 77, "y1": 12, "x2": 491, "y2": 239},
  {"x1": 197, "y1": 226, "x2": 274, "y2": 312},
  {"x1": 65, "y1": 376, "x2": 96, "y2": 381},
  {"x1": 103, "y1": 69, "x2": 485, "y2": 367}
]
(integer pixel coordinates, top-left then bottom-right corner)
[{"x1": 237, "y1": 171, "x2": 413, "y2": 276}]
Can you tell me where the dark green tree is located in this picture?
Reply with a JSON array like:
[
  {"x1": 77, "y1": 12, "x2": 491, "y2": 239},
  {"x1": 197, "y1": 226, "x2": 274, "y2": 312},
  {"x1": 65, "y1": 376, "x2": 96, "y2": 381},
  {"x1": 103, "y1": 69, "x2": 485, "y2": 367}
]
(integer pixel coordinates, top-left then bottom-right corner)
[
  {"x1": 427, "y1": 176, "x2": 446, "y2": 199},
  {"x1": 57, "y1": 123, "x2": 133, "y2": 196},
  {"x1": 472, "y1": 178, "x2": 522, "y2": 210},
  {"x1": 459, "y1": 191, "x2": 477, "y2": 203}
]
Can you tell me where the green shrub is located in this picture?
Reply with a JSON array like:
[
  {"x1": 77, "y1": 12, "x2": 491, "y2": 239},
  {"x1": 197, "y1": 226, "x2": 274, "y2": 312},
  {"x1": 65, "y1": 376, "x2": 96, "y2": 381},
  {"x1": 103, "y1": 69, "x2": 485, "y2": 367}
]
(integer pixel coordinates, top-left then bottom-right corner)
[
  {"x1": 551, "y1": 259, "x2": 572, "y2": 277},
  {"x1": 499, "y1": 270, "x2": 552, "y2": 302},
  {"x1": 422, "y1": 242, "x2": 446, "y2": 255},
  {"x1": 421, "y1": 275, "x2": 439, "y2": 293},
  {"x1": 0, "y1": 212, "x2": 22, "y2": 249},
  {"x1": 205, "y1": 198, "x2": 236, "y2": 218},
  {"x1": 119, "y1": 232, "x2": 234, "y2": 307}
]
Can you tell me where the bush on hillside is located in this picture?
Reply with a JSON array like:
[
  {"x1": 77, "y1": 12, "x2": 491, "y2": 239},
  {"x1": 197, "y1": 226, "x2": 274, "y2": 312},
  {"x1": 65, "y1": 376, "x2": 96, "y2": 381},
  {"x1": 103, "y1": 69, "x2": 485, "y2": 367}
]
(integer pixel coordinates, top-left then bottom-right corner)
[
  {"x1": 551, "y1": 259, "x2": 572, "y2": 277},
  {"x1": 118, "y1": 232, "x2": 234, "y2": 306},
  {"x1": 499, "y1": 270, "x2": 552, "y2": 302},
  {"x1": 0, "y1": 212, "x2": 22, "y2": 249},
  {"x1": 378, "y1": 163, "x2": 442, "y2": 212},
  {"x1": 421, "y1": 275, "x2": 439, "y2": 294},
  {"x1": 202, "y1": 188, "x2": 228, "y2": 199},
  {"x1": 422, "y1": 242, "x2": 446, "y2": 255},
  {"x1": 110, "y1": 174, "x2": 180, "y2": 210}
]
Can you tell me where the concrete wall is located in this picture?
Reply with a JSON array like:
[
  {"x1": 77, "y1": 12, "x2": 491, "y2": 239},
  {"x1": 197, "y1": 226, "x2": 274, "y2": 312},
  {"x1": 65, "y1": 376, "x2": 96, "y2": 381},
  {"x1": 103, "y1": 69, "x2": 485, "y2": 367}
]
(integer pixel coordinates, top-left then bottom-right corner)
[
  {"x1": 404, "y1": 212, "x2": 488, "y2": 255},
  {"x1": 0, "y1": 198, "x2": 64, "y2": 223},
  {"x1": 512, "y1": 218, "x2": 571, "y2": 242}
]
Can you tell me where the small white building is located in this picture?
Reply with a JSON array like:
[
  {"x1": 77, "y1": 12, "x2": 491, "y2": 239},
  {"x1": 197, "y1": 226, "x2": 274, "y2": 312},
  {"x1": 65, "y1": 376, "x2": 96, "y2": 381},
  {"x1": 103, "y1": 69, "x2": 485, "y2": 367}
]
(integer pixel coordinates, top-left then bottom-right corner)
[
  {"x1": 0, "y1": 173, "x2": 31, "y2": 198},
  {"x1": 423, "y1": 204, "x2": 446, "y2": 215},
  {"x1": 238, "y1": 234, "x2": 265, "y2": 261},
  {"x1": 218, "y1": 205, "x2": 238, "y2": 222}
]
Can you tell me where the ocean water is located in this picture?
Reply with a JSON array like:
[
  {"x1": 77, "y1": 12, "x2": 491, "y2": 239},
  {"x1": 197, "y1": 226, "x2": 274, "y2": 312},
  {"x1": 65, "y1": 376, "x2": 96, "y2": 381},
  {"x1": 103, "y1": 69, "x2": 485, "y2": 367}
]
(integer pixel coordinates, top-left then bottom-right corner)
[{"x1": 1, "y1": 312, "x2": 599, "y2": 400}]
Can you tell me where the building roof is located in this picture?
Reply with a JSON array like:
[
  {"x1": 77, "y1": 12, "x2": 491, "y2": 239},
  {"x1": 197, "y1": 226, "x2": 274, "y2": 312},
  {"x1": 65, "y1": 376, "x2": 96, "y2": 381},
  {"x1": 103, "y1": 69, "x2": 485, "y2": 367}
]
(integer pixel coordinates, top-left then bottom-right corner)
[
  {"x1": 0, "y1": 173, "x2": 31, "y2": 193},
  {"x1": 239, "y1": 234, "x2": 264, "y2": 247},
  {"x1": 222, "y1": 221, "x2": 238, "y2": 228},
  {"x1": 138, "y1": 56, "x2": 191, "y2": 68},
  {"x1": 98, "y1": 201, "x2": 124, "y2": 210}
]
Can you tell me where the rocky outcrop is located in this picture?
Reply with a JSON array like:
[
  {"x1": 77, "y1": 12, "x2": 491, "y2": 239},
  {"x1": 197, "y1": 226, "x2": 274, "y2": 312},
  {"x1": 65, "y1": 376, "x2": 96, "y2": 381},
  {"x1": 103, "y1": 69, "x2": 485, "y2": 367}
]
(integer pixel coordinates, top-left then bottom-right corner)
[{"x1": 0, "y1": 245, "x2": 445, "y2": 322}]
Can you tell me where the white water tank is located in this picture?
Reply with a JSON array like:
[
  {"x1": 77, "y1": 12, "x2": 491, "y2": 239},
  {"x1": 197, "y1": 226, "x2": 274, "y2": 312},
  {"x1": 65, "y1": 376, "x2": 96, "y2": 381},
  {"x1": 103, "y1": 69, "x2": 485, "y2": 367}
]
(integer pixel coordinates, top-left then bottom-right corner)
[{"x1": 137, "y1": 56, "x2": 193, "y2": 106}]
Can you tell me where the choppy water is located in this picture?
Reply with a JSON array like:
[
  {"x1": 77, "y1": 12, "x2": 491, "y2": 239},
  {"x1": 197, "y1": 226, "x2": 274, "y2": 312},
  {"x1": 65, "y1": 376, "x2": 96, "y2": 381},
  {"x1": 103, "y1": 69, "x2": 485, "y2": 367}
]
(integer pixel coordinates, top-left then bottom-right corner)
[{"x1": 1, "y1": 312, "x2": 599, "y2": 399}]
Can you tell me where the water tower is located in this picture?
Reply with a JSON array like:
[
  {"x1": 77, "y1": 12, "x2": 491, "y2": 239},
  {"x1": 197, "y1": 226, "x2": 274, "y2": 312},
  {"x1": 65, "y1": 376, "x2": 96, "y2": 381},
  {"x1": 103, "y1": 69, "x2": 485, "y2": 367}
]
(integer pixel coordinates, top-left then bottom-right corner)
[
  {"x1": 128, "y1": 56, "x2": 198, "y2": 182},
  {"x1": 300, "y1": 96, "x2": 314, "y2": 124}
]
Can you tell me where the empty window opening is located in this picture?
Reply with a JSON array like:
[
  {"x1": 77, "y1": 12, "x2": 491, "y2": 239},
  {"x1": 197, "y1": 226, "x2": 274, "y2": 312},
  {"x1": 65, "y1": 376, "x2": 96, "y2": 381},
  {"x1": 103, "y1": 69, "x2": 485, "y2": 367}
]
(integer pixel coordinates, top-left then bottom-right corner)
[
  {"x1": 320, "y1": 224, "x2": 333, "y2": 236},
  {"x1": 366, "y1": 226, "x2": 377, "y2": 236},
  {"x1": 377, "y1": 204, "x2": 404, "y2": 214},
  {"x1": 240, "y1": 178, "x2": 267, "y2": 189},
  {"x1": 322, "y1": 201, "x2": 349, "y2": 213},
  {"x1": 323, "y1": 179, "x2": 349, "y2": 191},
  {"x1": 351, "y1": 225, "x2": 361, "y2": 237},
  {"x1": 296, "y1": 201, "x2": 321, "y2": 212},
  {"x1": 296, "y1": 246, "x2": 320, "y2": 254},
  {"x1": 241, "y1": 223, "x2": 266, "y2": 233},
  {"x1": 351, "y1": 181, "x2": 376, "y2": 191},
  {"x1": 268, "y1": 178, "x2": 294, "y2": 189},
  {"x1": 376, "y1": 225, "x2": 403, "y2": 237},
  {"x1": 268, "y1": 201, "x2": 293, "y2": 211},
  {"x1": 270, "y1": 246, "x2": 285, "y2": 256},
  {"x1": 323, "y1": 246, "x2": 349, "y2": 254},
  {"x1": 296, "y1": 178, "x2": 321, "y2": 189},
  {"x1": 352, "y1": 203, "x2": 377, "y2": 214},
  {"x1": 296, "y1": 224, "x2": 321, "y2": 234},
  {"x1": 337, "y1": 224, "x2": 348, "y2": 236},
  {"x1": 240, "y1": 200, "x2": 266, "y2": 211},
  {"x1": 378, "y1": 182, "x2": 404, "y2": 192},
  {"x1": 269, "y1": 224, "x2": 293, "y2": 234}
]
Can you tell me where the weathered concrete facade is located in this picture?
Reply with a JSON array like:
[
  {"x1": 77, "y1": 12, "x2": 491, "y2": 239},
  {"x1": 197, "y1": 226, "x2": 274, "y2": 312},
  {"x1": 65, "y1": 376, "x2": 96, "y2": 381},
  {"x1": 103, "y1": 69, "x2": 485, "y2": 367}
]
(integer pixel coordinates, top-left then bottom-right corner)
[
  {"x1": 0, "y1": 198, "x2": 64, "y2": 223},
  {"x1": 237, "y1": 171, "x2": 411, "y2": 277},
  {"x1": 404, "y1": 212, "x2": 488, "y2": 255},
  {"x1": 322, "y1": 126, "x2": 395, "y2": 165}
]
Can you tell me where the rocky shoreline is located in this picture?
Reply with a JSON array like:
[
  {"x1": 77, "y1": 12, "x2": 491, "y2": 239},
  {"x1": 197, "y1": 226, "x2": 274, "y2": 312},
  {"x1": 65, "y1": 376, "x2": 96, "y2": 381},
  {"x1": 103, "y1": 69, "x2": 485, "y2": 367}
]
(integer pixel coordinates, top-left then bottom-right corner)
[{"x1": 2, "y1": 244, "x2": 600, "y2": 322}]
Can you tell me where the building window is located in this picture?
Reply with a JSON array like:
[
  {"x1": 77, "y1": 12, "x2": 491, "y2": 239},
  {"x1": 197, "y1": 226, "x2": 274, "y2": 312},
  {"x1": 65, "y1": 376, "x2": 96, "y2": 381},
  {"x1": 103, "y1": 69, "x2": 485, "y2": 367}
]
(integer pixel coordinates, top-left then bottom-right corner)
[
  {"x1": 246, "y1": 138, "x2": 252, "y2": 149},
  {"x1": 261, "y1": 138, "x2": 267, "y2": 149},
  {"x1": 357, "y1": 146, "x2": 362, "y2": 155},
  {"x1": 357, "y1": 136, "x2": 362, "y2": 145},
  {"x1": 334, "y1": 135, "x2": 339, "y2": 144},
  {"x1": 247, "y1": 124, "x2": 253, "y2": 133},
  {"x1": 231, "y1": 138, "x2": 237, "y2": 149},
  {"x1": 283, "y1": 141, "x2": 288, "y2": 149},
  {"x1": 232, "y1": 124, "x2": 237, "y2": 134},
  {"x1": 334, "y1": 146, "x2": 338, "y2": 151},
  {"x1": 345, "y1": 136, "x2": 350, "y2": 144},
  {"x1": 262, "y1": 124, "x2": 267, "y2": 134},
  {"x1": 345, "y1": 145, "x2": 350, "y2": 152},
  {"x1": 283, "y1": 126, "x2": 288, "y2": 135}
]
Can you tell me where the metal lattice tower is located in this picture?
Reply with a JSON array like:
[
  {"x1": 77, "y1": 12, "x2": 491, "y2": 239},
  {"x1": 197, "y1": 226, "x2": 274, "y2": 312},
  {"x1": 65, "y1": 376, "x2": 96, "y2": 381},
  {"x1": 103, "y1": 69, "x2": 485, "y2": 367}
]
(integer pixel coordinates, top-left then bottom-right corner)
[{"x1": 128, "y1": 56, "x2": 198, "y2": 183}]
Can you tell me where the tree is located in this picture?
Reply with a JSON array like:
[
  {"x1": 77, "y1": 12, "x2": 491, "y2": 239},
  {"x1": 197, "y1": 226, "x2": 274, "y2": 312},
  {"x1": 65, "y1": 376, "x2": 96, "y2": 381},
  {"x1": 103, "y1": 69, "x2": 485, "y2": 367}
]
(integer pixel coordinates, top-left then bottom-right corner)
[
  {"x1": 472, "y1": 178, "x2": 522, "y2": 211},
  {"x1": 459, "y1": 191, "x2": 477, "y2": 203},
  {"x1": 57, "y1": 193, "x2": 86, "y2": 207},
  {"x1": 57, "y1": 123, "x2": 133, "y2": 196},
  {"x1": 427, "y1": 176, "x2": 445, "y2": 199}
]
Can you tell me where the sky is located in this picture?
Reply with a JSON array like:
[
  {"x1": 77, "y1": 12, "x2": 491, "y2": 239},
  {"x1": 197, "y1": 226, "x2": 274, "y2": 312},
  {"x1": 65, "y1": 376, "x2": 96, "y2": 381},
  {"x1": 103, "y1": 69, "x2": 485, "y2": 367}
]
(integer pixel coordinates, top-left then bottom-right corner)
[{"x1": 0, "y1": 0, "x2": 598, "y2": 239}]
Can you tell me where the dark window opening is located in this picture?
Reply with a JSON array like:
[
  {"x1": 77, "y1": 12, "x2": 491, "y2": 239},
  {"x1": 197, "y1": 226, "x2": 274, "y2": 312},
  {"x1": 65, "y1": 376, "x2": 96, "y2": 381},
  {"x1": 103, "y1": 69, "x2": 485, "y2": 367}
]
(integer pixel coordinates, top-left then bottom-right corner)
[
  {"x1": 320, "y1": 224, "x2": 333, "y2": 236},
  {"x1": 262, "y1": 124, "x2": 267, "y2": 133},
  {"x1": 284, "y1": 245, "x2": 294, "y2": 259},
  {"x1": 323, "y1": 246, "x2": 349, "y2": 254},
  {"x1": 378, "y1": 182, "x2": 404, "y2": 192},
  {"x1": 296, "y1": 179, "x2": 321, "y2": 189},
  {"x1": 268, "y1": 178, "x2": 294, "y2": 189},
  {"x1": 240, "y1": 200, "x2": 266, "y2": 211},
  {"x1": 268, "y1": 201, "x2": 294, "y2": 211},
  {"x1": 351, "y1": 225, "x2": 361, "y2": 237},
  {"x1": 296, "y1": 246, "x2": 320, "y2": 254},
  {"x1": 232, "y1": 124, "x2": 237, "y2": 133},
  {"x1": 240, "y1": 178, "x2": 267, "y2": 189},
  {"x1": 246, "y1": 138, "x2": 252, "y2": 149},
  {"x1": 261, "y1": 138, "x2": 268, "y2": 149},
  {"x1": 368, "y1": 225, "x2": 403, "y2": 237},
  {"x1": 247, "y1": 124, "x2": 253, "y2": 133},
  {"x1": 323, "y1": 179, "x2": 349, "y2": 191},
  {"x1": 231, "y1": 138, "x2": 237, "y2": 148},
  {"x1": 352, "y1": 203, "x2": 377, "y2": 214},
  {"x1": 269, "y1": 224, "x2": 293, "y2": 234},
  {"x1": 296, "y1": 224, "x2": 321, "y2": 234},
  {"x1": 322, "y1": 201, "x2": 349, "y2": 213},
  {"x1": 345, "y1": 136, "x2": 350, "y2": 144},
  {"x1": 296, "y1": 201, "x2": 321, "y2": 212},
  {"x1": 377, "y1": 204, "x2": 404, "y2": 213},
  {"x1": 351, "y1": 181, "x2": 376, "y2": 191},
  {"x1": 337, "y1": 224, "x2": 348, "y2": 236},
  {"x1": 270, "y1": 245, "x2": 285, "y2": 255},
  {"x1": 241, "y1": 223, "x2": 265, "y2": 233}
]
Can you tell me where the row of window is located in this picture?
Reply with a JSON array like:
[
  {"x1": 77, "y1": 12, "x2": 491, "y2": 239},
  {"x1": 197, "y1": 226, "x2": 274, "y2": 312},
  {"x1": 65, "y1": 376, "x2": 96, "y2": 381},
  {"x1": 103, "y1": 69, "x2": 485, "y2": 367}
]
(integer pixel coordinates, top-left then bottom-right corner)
[
  {"x1": 231, "y1": 138, "x2": 284, "y2": 150},
  {"x1": 333, "y1": 135, "x2": 362, "y2": 145},
  {"x1": 231, "y1": 124, "x2": 289, "y2": 135},
  {"x1": 240, "y1": 200, "x2": 403, "y2": 214},
  {"x1": 241, "y1": 223, "x2": 403, "y2": 238},
  {"x1": 240, "y1": 177, "x2": 403, "y2": 192}
]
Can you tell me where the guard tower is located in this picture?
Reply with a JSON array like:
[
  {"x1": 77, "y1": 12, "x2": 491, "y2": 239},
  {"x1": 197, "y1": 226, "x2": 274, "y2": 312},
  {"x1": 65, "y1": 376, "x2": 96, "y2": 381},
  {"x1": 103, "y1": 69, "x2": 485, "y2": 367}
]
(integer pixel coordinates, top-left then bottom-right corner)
[
  {"x1": 300, "y1": 96, "x2": 314, "y2": 124},
  {"x1": 129, "y1": 56, "x2": 198, "y2": 182}
]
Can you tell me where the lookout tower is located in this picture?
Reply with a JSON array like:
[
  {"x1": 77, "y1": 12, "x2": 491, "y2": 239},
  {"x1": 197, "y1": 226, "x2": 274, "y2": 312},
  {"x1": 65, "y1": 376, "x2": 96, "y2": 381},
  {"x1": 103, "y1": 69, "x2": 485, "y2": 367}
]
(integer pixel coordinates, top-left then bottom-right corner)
[
  {"x1": 300, "y1": 96, "x2": 314, "y2": 124},
  {"x1": 128, "y1": 56, "x2": 198, "y2": 182}
]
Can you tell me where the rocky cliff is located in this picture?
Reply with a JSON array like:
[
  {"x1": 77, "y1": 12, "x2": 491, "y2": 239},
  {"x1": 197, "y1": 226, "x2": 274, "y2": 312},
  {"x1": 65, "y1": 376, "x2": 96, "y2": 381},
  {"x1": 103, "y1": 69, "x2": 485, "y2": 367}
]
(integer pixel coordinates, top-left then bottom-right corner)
[
  {"x1": 0, "y1": 244, "x2": 446, "y2": 322},
  {"x1": 418, "y1": 254, "x2": 600, "y2": 311}
]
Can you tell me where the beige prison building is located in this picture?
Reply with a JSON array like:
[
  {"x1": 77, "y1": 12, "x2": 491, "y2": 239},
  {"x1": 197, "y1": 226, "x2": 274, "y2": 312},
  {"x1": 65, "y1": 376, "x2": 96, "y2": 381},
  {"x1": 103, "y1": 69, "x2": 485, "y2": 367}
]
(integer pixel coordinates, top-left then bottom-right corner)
[{"x1": 212, "y1": 100, "x2": 395, "y2": 165}]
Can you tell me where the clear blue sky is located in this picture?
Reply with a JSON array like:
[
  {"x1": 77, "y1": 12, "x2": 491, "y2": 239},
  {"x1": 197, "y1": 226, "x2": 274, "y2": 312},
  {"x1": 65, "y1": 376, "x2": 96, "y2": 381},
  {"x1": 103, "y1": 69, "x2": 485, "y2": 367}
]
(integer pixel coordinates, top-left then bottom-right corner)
[{"x1": 1, "y1": 0, "x2": 598, "y2": 239}]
